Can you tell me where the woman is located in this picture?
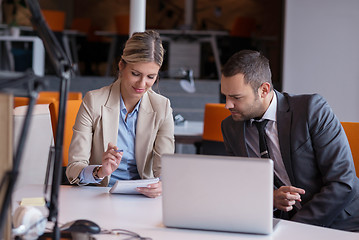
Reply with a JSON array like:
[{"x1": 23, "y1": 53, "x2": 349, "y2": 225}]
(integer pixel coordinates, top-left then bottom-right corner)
[{"x1": 66, "y1": 30, "x2": 174, "y2": 198}]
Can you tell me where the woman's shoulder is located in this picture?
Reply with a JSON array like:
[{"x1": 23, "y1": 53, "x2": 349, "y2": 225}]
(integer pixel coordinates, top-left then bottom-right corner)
[
  {"x1": 142, "y1": 90, "x2": 172, "y2": 115},
  {"x1": 83, "y1": 83, "x2": 114, "y2": 104},
  {"x1": 146, "y1": 89, "x2": 171, "y2": 105}
]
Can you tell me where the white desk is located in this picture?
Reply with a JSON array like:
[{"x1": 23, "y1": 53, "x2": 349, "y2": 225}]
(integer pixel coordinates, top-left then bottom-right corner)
[
  {"x1": 174, "y1": 120, "x2": 203, "y2": 153},
  {"x1": 12, "y1": 185, "x2": 359, "y2": 239},
  {"x1": 0, "y1": 36, "x2": 45, "y2": 76}
]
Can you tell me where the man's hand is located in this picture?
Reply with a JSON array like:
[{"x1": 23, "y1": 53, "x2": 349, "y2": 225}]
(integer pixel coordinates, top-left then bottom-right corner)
[
  {"x1": 98, "y1": 142, "x2": 123, "y2": 178},
  {"x1": 274, "y1": 186, "x2": 305, "y2": 211},
  {"x1": 137, "y1": 181, "x2": 162, "y2": 198}
]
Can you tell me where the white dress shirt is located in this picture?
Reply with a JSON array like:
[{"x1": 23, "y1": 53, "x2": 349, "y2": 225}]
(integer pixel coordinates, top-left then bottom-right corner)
[{"x1": 245, "y1": 93, "x2": 292, "y2": 187}]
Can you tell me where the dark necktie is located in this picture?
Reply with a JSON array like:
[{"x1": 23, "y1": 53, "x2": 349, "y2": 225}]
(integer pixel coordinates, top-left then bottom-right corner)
[
  {"x1": 254, "y1": 120, "x2": 270, "y2": 159},
  {"x1": 254, "y1": 120, "x2": 284, "y2": 188},
  {"x1": 254, "y1": 119, "x2": 297, "y2": 219}
]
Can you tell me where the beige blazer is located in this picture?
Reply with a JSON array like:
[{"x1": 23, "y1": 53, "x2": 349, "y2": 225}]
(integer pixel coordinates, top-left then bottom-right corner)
[{"x1": 66, "y1": 80, "x2": 175, "y2": 186}]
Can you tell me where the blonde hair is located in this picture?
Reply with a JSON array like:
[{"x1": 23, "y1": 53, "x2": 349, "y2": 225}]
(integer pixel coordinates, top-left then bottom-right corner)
[{"x1": 121, "y1": 30, "x2": 164, "y2": 67}]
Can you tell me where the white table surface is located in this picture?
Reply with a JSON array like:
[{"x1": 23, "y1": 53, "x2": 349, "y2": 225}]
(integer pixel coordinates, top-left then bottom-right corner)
[
  {"x1": 174, "y1": 120, "x2": 203, "y2": 137},
  {"x1": 12, "y1": 185, "x2": 359, "y2": 240},
  {"x1": 174, "y1": 121, "x2": 203, "y2": 153}
]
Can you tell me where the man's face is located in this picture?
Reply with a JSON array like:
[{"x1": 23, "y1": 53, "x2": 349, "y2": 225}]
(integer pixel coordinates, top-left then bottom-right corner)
[{"x1": 221, "y1": 73, "x2": 265, "y2": 121}]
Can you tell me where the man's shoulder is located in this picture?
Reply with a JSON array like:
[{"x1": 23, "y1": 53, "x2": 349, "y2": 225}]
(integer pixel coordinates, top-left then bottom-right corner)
[
  {"x1": 279, "y1": 91, "x2": 327, "y2": 108},
  {"x1": 221, "y1": 115, "x2": 240, "y2": 131}
]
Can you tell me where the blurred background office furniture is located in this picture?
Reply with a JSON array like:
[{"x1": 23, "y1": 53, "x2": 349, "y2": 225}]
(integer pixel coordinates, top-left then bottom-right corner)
[
  {"x1": 0, "y1": 36, "x2": 45, "y2": 76},
  {"x1": 13, "y1": 91, "x2": 82, "y2": 185},
  {"x1": 41, "y1": 9, "x2": 81, "y2": 75},
  {"x1": 174, "y1": 121, "x2": 203, "y2": 154},
  {"x1": 14, "y1": 95, "x2": 56, "y2": 108},
  {"x1": 201, "y1": 103, "x2": 230, "y2": 155},
  {"x1": 39, "y1": 91, "x2": 82, "y2": 100},
  {"x1": 49, "y1": 99, "x2": 82, "y2": 184},
  {"x1": 14, "y1": 91, "x2": 82, "y2": 108},
  {"x1": 158, "y1": 29, "x2": 227, "y2": 80},
  {"x1": 341, "y1": 122, "x2": 359, "y2": 177},
  {"x1": 65, "y1": 17, "x2": 92, "y2": 75},
  {"x1": 94, "y1": 14, "x2": 131, "y2": 77},
  {"x1": 13, "y1": 104, "x2": 53, "y2": 189},
  {"x1": 41, "y1": 10, "x2": 65, "y2": 32}
]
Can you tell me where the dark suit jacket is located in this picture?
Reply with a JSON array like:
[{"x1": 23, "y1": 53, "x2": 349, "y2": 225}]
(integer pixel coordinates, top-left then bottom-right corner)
[{"x1": 221, "y1": 90, "x2": 359, "y2": 231}]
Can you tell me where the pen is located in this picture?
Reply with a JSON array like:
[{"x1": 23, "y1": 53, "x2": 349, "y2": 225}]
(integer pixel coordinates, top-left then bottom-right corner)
[{"x1": 116, "y1": 149, "x2": 123, "y2": 153}]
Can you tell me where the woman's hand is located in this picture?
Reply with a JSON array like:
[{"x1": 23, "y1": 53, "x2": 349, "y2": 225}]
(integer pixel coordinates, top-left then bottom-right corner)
[
  {"x1": 137, "y1": 181, "x2": 162, "y2": 198},
  {"x1": 98, "y1": 142, "x2": 123, "y2": 178}
]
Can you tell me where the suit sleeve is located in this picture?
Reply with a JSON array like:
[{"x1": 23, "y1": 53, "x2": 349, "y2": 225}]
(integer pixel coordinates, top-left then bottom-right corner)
[
  {"x1": 291, "y1": 94, "x2": 357, "y2": 227},
  {"x1": 221, "y1": 119, "x2": 235, "y2": 156}
]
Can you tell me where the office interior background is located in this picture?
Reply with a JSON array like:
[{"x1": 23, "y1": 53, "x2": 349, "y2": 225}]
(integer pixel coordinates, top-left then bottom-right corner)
[{"x1": 1, "y1": 0, "x2": 359, "y2": 122}]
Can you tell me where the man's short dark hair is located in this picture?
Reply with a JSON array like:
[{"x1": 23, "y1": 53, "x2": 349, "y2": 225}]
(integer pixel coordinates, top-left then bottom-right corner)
[{"x1": 222, "y1": 50, "x2": 272, "y2": 91}]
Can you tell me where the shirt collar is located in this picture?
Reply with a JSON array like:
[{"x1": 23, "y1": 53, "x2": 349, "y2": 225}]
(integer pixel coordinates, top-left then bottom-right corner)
[
  {"x1": 249, "y1": 92, "x2": 277, "y2": 125},
  {"x1": 120, "y1": 95, "x2": 142, "y2": 114},
  {"x1": 262, "y1": 92, "x2": 277, "y2": 122}
]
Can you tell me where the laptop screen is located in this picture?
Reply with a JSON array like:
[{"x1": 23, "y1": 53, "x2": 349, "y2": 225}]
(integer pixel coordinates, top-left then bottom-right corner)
[{"x1": 161, "y1": 154, "x2": 273, "y2": 234}]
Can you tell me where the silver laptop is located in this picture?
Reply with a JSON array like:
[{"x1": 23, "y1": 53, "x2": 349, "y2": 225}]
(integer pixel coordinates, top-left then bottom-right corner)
[{"x1": 161, "y1": 154, "x2": 273, "y2": 235}]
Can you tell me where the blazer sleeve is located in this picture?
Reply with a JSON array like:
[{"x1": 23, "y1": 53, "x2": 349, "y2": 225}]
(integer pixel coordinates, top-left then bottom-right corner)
[
  {"x1": 66, "y1": 92, "x2": 101, "y2": 185},
  {"x1": 291, "y1": 94, "x2": 357, "y2": 227},
  {"x1": 152, "y1": 98, "x2": 175, "y2": 178}
]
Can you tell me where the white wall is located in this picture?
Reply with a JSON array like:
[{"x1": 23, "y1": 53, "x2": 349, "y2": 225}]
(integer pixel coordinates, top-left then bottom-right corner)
[{"x1": 283, "y1": 0, "x2": 359, "y2": 121}]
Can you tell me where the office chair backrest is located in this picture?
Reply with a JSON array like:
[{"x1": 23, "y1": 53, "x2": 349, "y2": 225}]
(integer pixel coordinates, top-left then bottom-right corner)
[
  {"x1": 49, "y1": 100, "x2": 82, "y2": 168},
  {"x1": 341, "y1": 122, "x2": 359, "y2": 178},
  {"x1": 202, "y1": 103, "x2": 231, "y2": 155},
  {"x1": 41, "y1": 10, "x2": 65, "y2": 32},
  {"x1": 13, "y1": 91, "x2": 82, "y2": 108},
  {"x1": 230, "y1": 16, "x2": 256, "y2": 37},
  {"x1": 39, "y1": 91, "x2": 82, "y2": 100},
  {"x1": 13, "y1": 105, "x2": 53, "y2": 188},
  {"x1": 14, "y1": 97, "x2": 57, "y2": 108},
  {"x1": 115, "y1": 15, "x2": 130, "y2": 35},
  {"x1": 71, "y1": 18, "x2": 92, "y2": 34}
]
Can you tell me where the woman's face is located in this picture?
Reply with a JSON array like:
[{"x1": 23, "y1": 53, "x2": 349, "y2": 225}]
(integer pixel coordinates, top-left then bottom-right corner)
[{"x1": 119, "y1": 61, "x2": 160, "y2": 101}]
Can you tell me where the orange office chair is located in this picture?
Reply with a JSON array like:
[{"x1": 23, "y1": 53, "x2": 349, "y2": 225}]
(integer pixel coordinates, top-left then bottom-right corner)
[
  {"x1": 41, "y1": 10, "x2": 65, "y2": 32},
  {"x1": 115, "y1": 15, "x2": 130, "y2": 35},
  {"x1": 38, "y1": 91, "x2": 82, "y2": 101},
  {"x1": 230, "y1": 16, "x2": 256, "y2": 38},
  {"x1": 14, "y1": 97, "x2": 57, "y2": 108},
  {"x1": 71, "y1": 18, "x2": 92, "y2": 34},
  {"x1": 13, "y1": 91, "x2": 82, "y2": 108},
  {"x1": 49, "y1": 99, "x2": 82, "y2": 184},
  {"x1": 341, "y1": 122, "x2": 359, "y2": 178},
  {"x1": 201, "y1": 103, "x2": 231, "y2": 155}
]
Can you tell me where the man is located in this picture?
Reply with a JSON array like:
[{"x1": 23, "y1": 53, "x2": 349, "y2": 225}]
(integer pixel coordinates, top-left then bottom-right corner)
[{"x1": 220, "y1": 50, "x2": 359, "y2": 231}]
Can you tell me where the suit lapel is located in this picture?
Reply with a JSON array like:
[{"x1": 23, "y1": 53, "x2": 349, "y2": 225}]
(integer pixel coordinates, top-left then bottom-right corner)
[
  {"x1": 102, "y1": 80, "x2": 121, "y2": 151},
  {"x1": 135, "y1": 92, "x2": 156, "y2": 176},
  {"x1": 275, "y1": 91, "x2": 295, "y2": 184}
]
